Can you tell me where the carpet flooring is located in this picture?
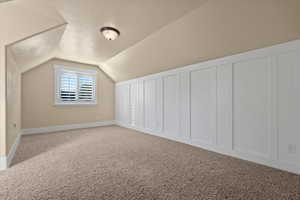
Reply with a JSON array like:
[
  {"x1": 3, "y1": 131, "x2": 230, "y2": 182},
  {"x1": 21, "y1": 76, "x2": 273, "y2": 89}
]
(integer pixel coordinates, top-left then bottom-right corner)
[{"x1": 0, "y1": 126, "x2": 299, "y2": 200}]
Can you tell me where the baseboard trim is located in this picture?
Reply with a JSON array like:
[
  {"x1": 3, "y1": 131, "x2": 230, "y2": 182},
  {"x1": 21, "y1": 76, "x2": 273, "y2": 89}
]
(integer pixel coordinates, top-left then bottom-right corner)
[
  {"x1": 0, "y1": 156, "x2": 7, "y2": 170},
  {"x1": 7, "y1": 134, "x2": 21, "y2": 167},
  {"x1": 0, "y1": 134, "x2": 21, "y2": 170},
  {"x1": 21, "y1": 121, "x2": 115, "y2": 135},
  {"x1": 116, "y1": 122, "x2": 300, "y2": 175}
]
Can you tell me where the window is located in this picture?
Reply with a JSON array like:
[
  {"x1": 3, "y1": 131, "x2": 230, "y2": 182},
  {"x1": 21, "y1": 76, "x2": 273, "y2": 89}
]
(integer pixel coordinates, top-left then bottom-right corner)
[{"x1": 55, "y1": 65, "x2": 97, "y2": 105}]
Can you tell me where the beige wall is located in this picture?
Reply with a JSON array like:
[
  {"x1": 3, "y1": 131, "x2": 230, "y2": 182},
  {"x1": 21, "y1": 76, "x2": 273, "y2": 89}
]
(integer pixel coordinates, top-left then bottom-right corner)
[
  {"x1": 1, "y1": 0, "x2": 300, "y2": 157},
  {"x1": 21, "y1": 59, "x2": 114, "y2": 129},
  {"x1": 0, "y1": 0, "x2": 65, "y2": 157},
  {"x1": 104, "y1": 0, "x2": 300, "y2": 81},
  {"x1": 0, "y1": 45, "x2": 6, "y2": 157},
  {"x1": 6, "y1": 49, "x2": 21, "y2": 154}
]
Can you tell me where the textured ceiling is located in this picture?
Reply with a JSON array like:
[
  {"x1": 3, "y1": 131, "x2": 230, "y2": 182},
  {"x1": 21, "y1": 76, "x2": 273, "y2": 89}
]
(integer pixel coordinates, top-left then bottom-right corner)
[
  {"x1": 53, "y1": 0, "x2": 207, "y2": 64},
  {"x1": 9, "y1": 25, "x2": 66, "y2": 72},
  {"x1": 104, "y1": 0, "x2": 300, "y2": 81},
  {"x1": 4, "y1": 0, "x2": 300, "y2": 82},
  {"x1": 6, "y1": 0, "x2": 206, "y2": 76},
  {"x1": 0, "y1": 0, "x2": 13, "y2": 3}
]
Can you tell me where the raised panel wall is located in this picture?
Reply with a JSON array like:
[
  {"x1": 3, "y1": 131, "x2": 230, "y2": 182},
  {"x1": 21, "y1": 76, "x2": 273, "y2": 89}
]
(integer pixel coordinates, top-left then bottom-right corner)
[
  {"x1": 144, "y1": 79, "x2": 156, "y2": 131},
  {"x1": 163, "y1": 75, "x2": 179, "y2": 137},
  {"x1": 190, "y1": 67, "x2": 216, "y2": 145},
  {"x1": 130, "y1": 82, "x2": 138, "y2": 127},
  {"x1": 155, "y1": 79, "x2": 163, "y2": 133},
  {"x1": 116, "y1": 84, "x2": 131, "y2": 125},
  {"x1": 136, "y1": 80, "x2": 144, "y2": 128},
  {"x1": 115, "y1": 39, "x2": 300, "y2": 175},
  {"x1": 277, "y1": 51, "x2": 300, "y2": 165},
  {"x1": 179, "y1": 71, "x2": 190, "y2": 140},
  {"x1": 233, "y1": 58, "x2": 272, "y2": 158},
  {"x1": 216, "y1": 64, "x2": 233, "y2": 150}
]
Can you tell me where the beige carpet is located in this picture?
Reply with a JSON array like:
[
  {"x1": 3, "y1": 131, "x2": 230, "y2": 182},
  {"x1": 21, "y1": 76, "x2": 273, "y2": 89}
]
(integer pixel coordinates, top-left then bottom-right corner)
[{"x1": 0, "y1": 126, "x2": 299, "y2": 200}]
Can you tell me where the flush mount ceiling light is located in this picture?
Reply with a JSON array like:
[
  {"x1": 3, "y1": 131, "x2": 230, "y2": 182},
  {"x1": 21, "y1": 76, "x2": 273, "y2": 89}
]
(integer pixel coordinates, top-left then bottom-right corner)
[{"x1": 100, "y1": 27, "x2": 120, "y2": 41}]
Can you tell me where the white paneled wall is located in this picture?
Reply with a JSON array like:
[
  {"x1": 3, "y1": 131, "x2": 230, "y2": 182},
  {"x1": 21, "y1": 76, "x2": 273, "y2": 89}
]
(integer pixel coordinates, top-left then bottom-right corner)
[
  {"x1": 216, "y1": 64, "x2": 232, "y2": 150},
  {"x1": 277, "y1": 52, "x2": 300, "y2": 165},
  {"x1": 233, "y1": 58, "x2": 272, "y2": 159},
  {"x1": 115, "y1": 84, "x2": 130, "y2": 125},
  {"x1": 116, "y1": 39, "x2": 300, "y2": 175},
  {"x1": 163, "y1": 75, "x2": 179, "y2": 137},
  {"x1": 190, "y1": 67, "x2": 216, "y2": 146},
  {"x1": 144, "y1": 79, "x2": 157, "y2": 131}
]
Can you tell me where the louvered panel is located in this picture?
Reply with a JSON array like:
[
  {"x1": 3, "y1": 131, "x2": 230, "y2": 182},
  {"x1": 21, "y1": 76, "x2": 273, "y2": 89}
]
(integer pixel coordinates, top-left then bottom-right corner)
[
  {"x1": 78, "y1": 75, "x2": 95, "y2": 101},
  {"x1": 59, "y1": 73, "x2": 77, "y2": 101},
  {"x1": 55, "y1": 66, "x2": 97, "y2": 105}
]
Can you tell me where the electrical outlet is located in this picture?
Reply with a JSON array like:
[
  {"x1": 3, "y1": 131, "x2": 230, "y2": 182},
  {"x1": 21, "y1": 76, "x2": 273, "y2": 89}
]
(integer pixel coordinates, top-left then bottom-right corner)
[{"x1": 288, "y1": 144, "x2": 297, "y2": 154}]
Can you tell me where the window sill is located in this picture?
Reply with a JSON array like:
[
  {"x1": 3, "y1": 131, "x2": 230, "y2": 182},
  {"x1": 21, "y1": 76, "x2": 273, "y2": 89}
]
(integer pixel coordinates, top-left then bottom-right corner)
[{"x1": 54, "y1": 102, "x2": 98, "y2": 106}]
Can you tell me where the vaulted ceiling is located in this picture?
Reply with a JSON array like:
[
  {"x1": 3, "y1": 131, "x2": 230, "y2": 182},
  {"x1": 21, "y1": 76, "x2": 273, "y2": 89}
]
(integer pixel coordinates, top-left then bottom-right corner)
[
  {"x1": 3, "y1": 0, "x2": 300, "y2": 81},
  {"x1": 5, "y1": 0, "x2": 207, "y2": 76}
]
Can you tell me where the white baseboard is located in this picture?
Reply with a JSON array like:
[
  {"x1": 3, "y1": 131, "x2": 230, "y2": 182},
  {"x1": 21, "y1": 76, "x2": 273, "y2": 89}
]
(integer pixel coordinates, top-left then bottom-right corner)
[
  {"x1": 0, "y1": 134, "x2": 21, "y2": 170},
  {"x1": 21, "y1": 121, "x2": 115, "y2": 135},
  {"x1": 7, "y1": 134, "x2": 21, "y2": 167},
  {"x1": 0, "y1": 156, "x2": 7, "y2": 170},
  {"x1": 116, "y1": 122, "x2": 300, "y2": 175}
]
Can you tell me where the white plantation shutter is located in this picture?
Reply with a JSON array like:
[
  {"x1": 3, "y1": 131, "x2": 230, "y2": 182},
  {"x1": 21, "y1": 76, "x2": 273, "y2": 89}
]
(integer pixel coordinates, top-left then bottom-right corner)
[
  {"x1": 59, "y1": 73, "x2": 77, "y2": 102},
  {"x1": 55, "y1": 66, "x2": 97, "y2": 105},
  {"x1": 78, "y1": 75, "x2": 95, "y2": 101}
]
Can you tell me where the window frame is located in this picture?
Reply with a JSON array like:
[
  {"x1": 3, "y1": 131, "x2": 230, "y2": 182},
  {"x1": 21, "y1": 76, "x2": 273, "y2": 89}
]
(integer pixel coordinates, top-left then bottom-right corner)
[{"x1": 54, "y1": 65, "x2": 97, "y2": 106}]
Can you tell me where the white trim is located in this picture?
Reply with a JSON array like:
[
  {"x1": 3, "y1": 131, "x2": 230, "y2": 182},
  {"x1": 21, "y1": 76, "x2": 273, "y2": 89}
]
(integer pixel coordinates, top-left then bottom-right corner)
[
  {"x1": 7, "y1": 134, "x2": 21, "y2": 167},
  {"x1": 54, "y1": 65, "x2": 97, "y2": 106},
  {"x1": 0, "y1": 156, "x2": 7, "y2": 170},
  {"x1": 54, "y1": 102, "x2": 98, "y2": 106},
  {"x1": 21, "y1": 121, "x2": 115, "y2": 135},
  {"x1": 116, "y1": 122, "x2": 300, "y2": 175},
  {"x1": 0, "y1": 134, "x2": 21, "y2": 170},
  {"x1": 116, "y1": 39, "x2": 300, "y2": 86},
  {"x1": 54, "y1": 65, "x2": 98, "y2": 75}
]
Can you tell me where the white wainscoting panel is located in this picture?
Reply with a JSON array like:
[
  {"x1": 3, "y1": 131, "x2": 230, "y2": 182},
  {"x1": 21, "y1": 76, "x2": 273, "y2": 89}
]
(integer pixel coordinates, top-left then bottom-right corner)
[
  {"x1": 115, "y1": 39, "x2": 300, "y2": 175},
  {"x1": 130, "y1": 81, "x2": 138, "y2": 127},
  {"x1": 116, "y1": 84, "x2": 131, "y2": 125},
  {"x1": 155, "y1": 78, "x2": 163, "y2": 133},
  {"x1": 136, "y1": 80, "x2": 145, "y2": 128},
  {"x1": 233, "y1": 57, "x2": 272, "y2": 159},
  {"x1": 144, "y1": 79, "x2": 157, "y2": 131},
  {"x1": 163, "y1": 75, "x2": 179, "y2": 138},
  {"x1": 179, "y1": 71, "x2": 190, "y2": 140},
  {"x1": 277, "y1": 51, "x2": 300, "y2": 166},
  {"x1": 190, "y1": 67, "x2": 216, "y2": 146},
  {"x1": 216, "y1": 64, "x2": 233, "y2": 150}
]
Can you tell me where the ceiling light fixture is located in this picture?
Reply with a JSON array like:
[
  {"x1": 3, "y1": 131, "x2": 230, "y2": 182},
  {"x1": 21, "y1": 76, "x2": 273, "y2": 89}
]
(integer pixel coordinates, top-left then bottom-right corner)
[{"x1": 100, "y1": 27, "x2": 120, "y2": 41}]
